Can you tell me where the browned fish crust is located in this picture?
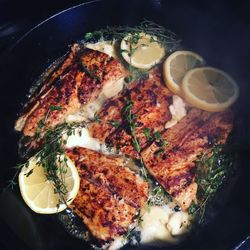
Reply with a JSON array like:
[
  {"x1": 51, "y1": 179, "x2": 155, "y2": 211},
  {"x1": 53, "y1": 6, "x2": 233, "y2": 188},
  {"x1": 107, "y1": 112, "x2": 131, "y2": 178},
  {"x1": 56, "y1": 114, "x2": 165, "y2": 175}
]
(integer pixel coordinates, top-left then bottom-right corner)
[
  {"x1": 141, "y1": 108, "x2": 233, "y2": 210},
  {"x1": 66, "y1": 147, "x2": 148, "y2": 241},
  {"x1": 90, "y1": 68, "x2": 173, "y2": 158},
  {"x1": 15, "y1": 45, "x2": 127, "y2": 138}
]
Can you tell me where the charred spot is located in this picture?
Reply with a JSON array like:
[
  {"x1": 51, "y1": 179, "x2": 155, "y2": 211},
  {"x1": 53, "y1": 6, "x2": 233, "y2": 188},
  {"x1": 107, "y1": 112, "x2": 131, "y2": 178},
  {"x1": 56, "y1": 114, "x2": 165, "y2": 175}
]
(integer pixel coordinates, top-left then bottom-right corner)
[
  {"x1": 104, "y1": 100, "x2": 117, "y2": 109},
  {"x1": 54, "y1": 77, "x2": 63, "y2": 87},
  {"x1": 80, "y1": 164, "x2": 88, "y2": 170},
  {"x1": 151, "y1": 83, "x2": 158, "y2": 89},
  {"x1": 196, "y1": 119, "x2": 206, "y2": 127},
  {"x1": 146, "y1": 89, "x2": 157, "y2": 105},
  {"x1": 116, "y1": 226, "x2": 127, "y2": 236},
  {"x1": 172, "y1": 146, "x2": 180, "y2": 152},
  {"x1": 137, "y1": 95, "x2": 143, "y2": 101},
  {"x1": 134, "y1": 88, "x2": 141, "y2": 94},
  {"x1": 72, "y1": 147, "x2": 80, "y2": 155},
  {"x1": 102, "y1": 169, "x2": 108, "y2": 175},
  {"x1": 55, "y1": 89, "x2": 63, "y2": 103},
  {"x1": 124, "y1": 178, "x2": 130, "y2": 183},
  {"x1": 162, "y1": 153, "x2": 167, "y2": 160},
  {"x1": 207, "y1": 134, "x2": 217, "y2": 146},
  {"x1": 101, "y1": 221, "x2": 112, "y2": 227},
  {"x1": 136, "y1": 121, "x2": 144, "y2": 127},
  {"x1": 166, "y1": 96, "x2": 173, "y2": 104}
]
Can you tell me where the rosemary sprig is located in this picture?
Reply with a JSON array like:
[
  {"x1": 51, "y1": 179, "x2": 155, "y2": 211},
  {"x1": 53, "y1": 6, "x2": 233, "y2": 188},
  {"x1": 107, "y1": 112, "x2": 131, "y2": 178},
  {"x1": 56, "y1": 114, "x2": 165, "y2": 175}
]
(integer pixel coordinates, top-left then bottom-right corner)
[{"x1": 188, "y1": 145, "x2": 235, "y2": 224}]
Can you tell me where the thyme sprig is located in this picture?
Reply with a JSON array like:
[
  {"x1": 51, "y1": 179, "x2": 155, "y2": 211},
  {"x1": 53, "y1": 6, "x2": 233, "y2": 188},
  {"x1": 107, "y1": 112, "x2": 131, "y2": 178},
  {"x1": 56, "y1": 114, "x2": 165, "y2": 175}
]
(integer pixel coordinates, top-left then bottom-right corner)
[
  {"x1": 188, "y1": 145, "x2": 235, "y2": 224},
  {"x1": 123, "y1": 211, "x2": 143, "y2": 243},
  {"x1": 83, "y1": 20, "x2": 180, "y2": 51},
  {"x1": 121, "y1": 98, "x2": 148, "y2": 179},
  {"x1": 9, "y1": 122, "x2": 85, "y2": 206},
  {"x1": 82, "y1": 20, "x2": 179, "y2": 85}
]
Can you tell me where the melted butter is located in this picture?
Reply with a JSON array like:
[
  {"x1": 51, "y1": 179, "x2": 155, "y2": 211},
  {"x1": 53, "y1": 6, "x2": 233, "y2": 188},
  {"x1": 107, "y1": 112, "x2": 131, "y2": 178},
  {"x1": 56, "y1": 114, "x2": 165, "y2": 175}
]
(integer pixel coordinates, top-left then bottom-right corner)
[
  {"x1": 85, "y1": 41, "x2": 117, "y2": 58},
  {"x1": 65, "y1": 78, "x2": 124, "y2": 123},
  {"x1": 63, "y1": 127, "x2": 120, "y2": 156},
  {"x1": 64, "y1": 127, "x2": 101, "y2": 151},
  {"x1": 165, "y1": 95, "x2": 187, "y2": 129},
  {"x1": 140, "y1": 205, "x2": 190, "y2": 245}
]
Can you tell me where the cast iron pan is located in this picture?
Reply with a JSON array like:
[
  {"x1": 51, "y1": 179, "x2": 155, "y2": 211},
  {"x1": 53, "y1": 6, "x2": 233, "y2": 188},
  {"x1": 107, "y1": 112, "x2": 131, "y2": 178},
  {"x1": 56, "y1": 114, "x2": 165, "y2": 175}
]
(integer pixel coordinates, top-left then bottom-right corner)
[{"x1": 1, "y1": 0, "x2": 250, "y2": 249}]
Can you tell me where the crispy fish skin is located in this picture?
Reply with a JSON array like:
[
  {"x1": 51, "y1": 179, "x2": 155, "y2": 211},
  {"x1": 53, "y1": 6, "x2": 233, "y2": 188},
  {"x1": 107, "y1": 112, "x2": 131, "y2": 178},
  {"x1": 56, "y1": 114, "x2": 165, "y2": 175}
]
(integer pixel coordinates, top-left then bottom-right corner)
[
  {"x1": 141, "y1": 108, "x2": 233, "y2": 210},
  {"x1": 15, "y1": 46, "x2": 127, "y2": 138},
  {"x1": 90, "y1": 68, "x2": 172, "y2": 158},
  {"x1": 66, "y1": 147, "x2": 148, "y2": 241}
]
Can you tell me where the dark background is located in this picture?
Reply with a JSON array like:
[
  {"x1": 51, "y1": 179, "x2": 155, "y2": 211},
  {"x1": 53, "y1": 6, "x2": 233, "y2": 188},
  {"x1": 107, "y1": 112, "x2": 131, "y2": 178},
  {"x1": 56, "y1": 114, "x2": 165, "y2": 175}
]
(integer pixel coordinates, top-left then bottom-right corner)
[{"x1": 0, "y1": 0, "x2": 250, "y2": 249}]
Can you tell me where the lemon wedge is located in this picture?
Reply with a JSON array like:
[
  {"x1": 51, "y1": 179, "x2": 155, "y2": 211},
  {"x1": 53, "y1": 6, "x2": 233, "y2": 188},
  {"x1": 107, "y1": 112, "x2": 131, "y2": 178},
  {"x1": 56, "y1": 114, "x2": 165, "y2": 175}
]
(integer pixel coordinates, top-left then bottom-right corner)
[
  {"x1": 163, "y1": 50, "x2": 204, "y2": 95},
  {"x1": 121, "y1": 32, "x2": 165, "y2": 69},
  {"x1": 18, "y1": 155, "x2": 80, "y2": 214},
  {"x1": 182, "y1": 67, "x2": 239, "y2": 112}
]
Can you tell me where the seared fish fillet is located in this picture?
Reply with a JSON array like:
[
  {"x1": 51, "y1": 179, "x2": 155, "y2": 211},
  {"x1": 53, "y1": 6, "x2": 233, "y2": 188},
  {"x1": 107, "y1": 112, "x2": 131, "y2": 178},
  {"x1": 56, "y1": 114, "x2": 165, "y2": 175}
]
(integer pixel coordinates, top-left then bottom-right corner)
[
  {"x1": 66, "y1": 147, "x2": 148, "y2": 241},
  {"x1": 141, "y1": 108, "x2": 233, "y2": 210},
  {"x1": 15, "y1": 44, "x2": 127, "y2": 139},
  {"x1": 90, "y1": 68, "x2": 173, "y2": 158}
]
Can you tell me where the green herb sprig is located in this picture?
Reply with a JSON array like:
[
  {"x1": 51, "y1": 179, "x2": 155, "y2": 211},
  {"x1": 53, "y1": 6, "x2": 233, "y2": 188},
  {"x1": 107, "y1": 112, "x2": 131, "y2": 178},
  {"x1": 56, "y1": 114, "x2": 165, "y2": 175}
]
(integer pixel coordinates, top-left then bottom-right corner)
[
  {"x1": 121, "y1": 98, "x2": 148, "y2": 179},
  {"x1": 82, "y1": 20, "x2": 180, "y2": 51},
  {"x1": 189, "y1": 145, "x2": 235, "y2": 224},
  {"x1": 82, "y1": 20, "x2": 180, "y2": 85}
]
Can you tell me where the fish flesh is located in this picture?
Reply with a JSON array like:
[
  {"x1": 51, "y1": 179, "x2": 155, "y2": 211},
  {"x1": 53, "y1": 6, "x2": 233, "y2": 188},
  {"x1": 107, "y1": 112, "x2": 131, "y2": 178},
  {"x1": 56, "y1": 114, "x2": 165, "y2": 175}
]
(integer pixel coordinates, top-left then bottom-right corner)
[
  {"x1": 90, "y1": 68, "x2": 173, "y2": 158},
  {"x1": 141, "y1": 108, "x2": 233, "y2": 210},
  {"x1": 15, "y1": 44, "x2": 127, "y2": 139},
  {"x1": 66, "y1": 147, "x2": 148, "y2": 241}
]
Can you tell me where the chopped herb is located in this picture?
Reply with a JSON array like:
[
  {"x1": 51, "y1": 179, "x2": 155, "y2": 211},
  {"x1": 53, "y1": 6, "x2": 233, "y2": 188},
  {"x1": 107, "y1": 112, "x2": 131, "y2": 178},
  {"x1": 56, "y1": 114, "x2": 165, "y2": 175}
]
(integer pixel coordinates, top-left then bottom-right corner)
[
  {"x1": 188, "y1": 201, "x2": 198, "y2": 215},
  {"x1": 142, "y1": 128, "x2": 151, "y2": 141},
  {"x1": 84, "y1": 32, "x2": 93, "y2": 40},
  {"x1": 153, "y1": 131, "x2": 161, "y2": 140},
  {"x1": 38, "y1": 119, "x2": 45, "y2": 129},
  {"x1": 49, "y1": 105, "x2": 62, "y2": 111},
  {"x1": 24, "y1": 169, "x2": 34, "y2": 177},
  {"x1": 107, "y1": 120, "x2": 121, "y2": 128},
  {"x1": 91, "y1": 112, "x2": 101, "y2": 123},
  {"x1": 154, "y1": 148, "x2": 165, "y2": 156},
  {"x1": 132, "y1": 137, "x2": 141, "y2": 153}
]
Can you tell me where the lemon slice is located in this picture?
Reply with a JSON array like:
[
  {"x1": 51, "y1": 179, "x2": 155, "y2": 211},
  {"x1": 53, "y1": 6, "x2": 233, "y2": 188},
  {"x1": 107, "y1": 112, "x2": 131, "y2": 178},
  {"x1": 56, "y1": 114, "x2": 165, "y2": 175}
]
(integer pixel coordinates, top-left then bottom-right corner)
[
  {"x1": 18, "y1": 155, "x2": 80, "y2": 214},
  {"x1": 182, "y1": 67, "x2": 239, "y2": 112},
  {"x1": 121, "y1": 32, "x2": 165, "y2": 69},
  {"x1": 163, "y1": 50, "x2": 204, "y2": 95}
]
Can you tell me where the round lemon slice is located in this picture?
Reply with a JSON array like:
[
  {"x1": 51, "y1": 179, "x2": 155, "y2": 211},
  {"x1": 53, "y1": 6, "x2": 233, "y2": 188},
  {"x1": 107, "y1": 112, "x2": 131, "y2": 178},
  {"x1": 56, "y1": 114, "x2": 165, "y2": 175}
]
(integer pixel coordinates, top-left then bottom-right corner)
[
  {"x1": 182, "y1": 67, "x2": 239, "y2": 112},
  {"x1": 163, "y1": 50, "x2": 205, "y2": 95},
  {"x1": 121, "y1": 32, "x2": 165, "y2": 69},
  {"x1": 18, "y1": 155, "x2": 80, "y2": 214}
]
